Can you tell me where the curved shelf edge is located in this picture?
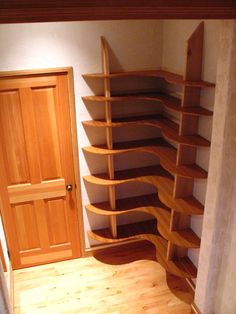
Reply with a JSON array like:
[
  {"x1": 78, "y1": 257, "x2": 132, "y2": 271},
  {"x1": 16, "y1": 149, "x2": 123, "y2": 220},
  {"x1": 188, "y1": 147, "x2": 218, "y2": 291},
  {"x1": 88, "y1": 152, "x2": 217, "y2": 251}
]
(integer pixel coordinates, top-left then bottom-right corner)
[
  {"x1": 83, "y1": 141, "x2": 207, "y2": 179},
  {"x1": 82, "y1": 69, "x2": 215, "y2": 89},
  {"x1": 82, "y1": 116, "x2": 210, "y2": 148},
  {"x1": 86, "y1": 195, "x2": 200, "y2": 248},
  {"x1": 83, "y1": 166, "x2": 204, "y2": 215},
  {"x1": 88, "y1": 226, "x2": 197, "y2": 279},
  {"x1": 82, "y1": 93, "x2": 213, "y2": 117}
]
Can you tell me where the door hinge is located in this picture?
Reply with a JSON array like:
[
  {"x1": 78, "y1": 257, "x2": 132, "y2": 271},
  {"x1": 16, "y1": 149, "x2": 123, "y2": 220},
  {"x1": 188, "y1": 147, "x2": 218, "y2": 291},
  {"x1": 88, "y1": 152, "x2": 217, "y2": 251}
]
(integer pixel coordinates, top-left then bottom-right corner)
[{"x1": 7, "y1": 250, "x2": 11, "y2": 260}]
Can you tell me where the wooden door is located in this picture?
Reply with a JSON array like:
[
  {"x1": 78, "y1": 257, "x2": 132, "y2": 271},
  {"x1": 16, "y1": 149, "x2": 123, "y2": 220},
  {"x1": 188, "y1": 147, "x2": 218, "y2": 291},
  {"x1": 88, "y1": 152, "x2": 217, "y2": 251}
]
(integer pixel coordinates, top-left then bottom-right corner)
[{"x1": 0, "y1": 71, "x2": 82, "y2": 269}]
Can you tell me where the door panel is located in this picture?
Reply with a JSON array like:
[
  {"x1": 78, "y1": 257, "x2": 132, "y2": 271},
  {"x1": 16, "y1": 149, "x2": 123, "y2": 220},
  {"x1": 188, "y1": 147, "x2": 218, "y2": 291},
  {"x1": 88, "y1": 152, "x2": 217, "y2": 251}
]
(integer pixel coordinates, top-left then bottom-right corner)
[
  {"x1": 32, "y1": 87, "x2": 62, "y2": 180},
  {"x1": 14, "y1": 202, "x2": 40, "y2": 251},
  {"x1": 0, "y1": 72, "x2": 81, "y2": 269},
  {"x1": 0, "y1": 90, "x2": 30, "y2": 185},
  {"x1": 46, "y1": 198, "x2": 69, "y2": 246}
]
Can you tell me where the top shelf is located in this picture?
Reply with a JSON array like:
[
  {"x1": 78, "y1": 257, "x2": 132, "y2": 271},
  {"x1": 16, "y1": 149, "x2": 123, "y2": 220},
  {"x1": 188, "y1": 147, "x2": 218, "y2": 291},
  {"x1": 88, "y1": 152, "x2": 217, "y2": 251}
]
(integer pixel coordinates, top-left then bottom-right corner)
[{"x1": 82, "y1": 69, "x2": 215, "y2": 88}]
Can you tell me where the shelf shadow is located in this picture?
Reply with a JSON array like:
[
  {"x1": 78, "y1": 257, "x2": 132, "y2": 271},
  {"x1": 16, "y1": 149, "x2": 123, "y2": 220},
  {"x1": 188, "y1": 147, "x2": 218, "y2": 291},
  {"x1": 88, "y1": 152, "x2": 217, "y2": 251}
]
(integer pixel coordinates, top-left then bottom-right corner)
[
  {"x1": 93, "y1": 240, "x2": 194, "y2": 304},
  {"x1": 166, "y1": 272, "x2": 194, "y2": 305},
  {"x1": 93, "y1": 240, "x2": 155, "y2": 265}
]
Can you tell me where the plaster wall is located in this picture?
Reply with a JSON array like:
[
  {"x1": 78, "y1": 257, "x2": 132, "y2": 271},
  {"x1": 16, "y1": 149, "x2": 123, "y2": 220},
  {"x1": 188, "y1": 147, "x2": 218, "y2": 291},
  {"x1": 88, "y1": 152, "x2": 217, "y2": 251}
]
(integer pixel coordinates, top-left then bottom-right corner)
[{"x1": 195, "y1": 20, "x2": 236, "y2": 314}]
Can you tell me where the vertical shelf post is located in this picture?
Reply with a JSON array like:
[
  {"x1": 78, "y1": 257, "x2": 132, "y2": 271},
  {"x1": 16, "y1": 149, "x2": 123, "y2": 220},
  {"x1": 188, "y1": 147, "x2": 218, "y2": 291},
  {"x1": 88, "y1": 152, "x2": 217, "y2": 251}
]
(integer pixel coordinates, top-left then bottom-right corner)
[
  {"x1": 101, "y1": 37, "x2": 117, "y2": 238},
  {"x1": 168, "y1": 22, "x2": 204, "y2": 259}
]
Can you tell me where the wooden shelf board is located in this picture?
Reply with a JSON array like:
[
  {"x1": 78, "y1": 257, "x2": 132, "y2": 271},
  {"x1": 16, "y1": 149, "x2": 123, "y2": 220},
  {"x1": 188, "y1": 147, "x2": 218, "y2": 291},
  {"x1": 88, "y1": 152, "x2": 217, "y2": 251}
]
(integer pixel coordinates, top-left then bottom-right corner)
[
  {"x1": 83, "y1": 138, "x2": 207, "y2": 179},
  {"x1": 157, "y1": 236, "x2": 197, "y2": 279},
  {"x1": 82, "y1": 69, "x2": 215, "y2": 88},
  {"x1": 88, "y1": 219, "x2": 197, "y2": 278},
  {"x1": 89, "y1": 219, "x2": 158, "y2": 239},
  {"x1": 86, "y1": 194, "x2": 200, "y2": 248},
  {"x1": 84, "y1": 165, "x2": 204, "y2": 215},
  {"x1": 82, "y1": 114, "x2": 210, "y2": 147},
  {"x1": 82, "y1": 93, "x2": 213, "y2": 117}
]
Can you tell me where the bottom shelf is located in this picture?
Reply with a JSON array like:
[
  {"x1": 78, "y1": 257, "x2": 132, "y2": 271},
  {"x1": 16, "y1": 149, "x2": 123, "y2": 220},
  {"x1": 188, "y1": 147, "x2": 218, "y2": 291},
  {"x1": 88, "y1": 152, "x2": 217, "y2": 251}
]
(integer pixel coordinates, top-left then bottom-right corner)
[
  {"x1": 88, "y1": 220, "x2": 197, "y2": 279},
  {"x1": 86, "y1": 194, "x2": 200, "y2": 248}
]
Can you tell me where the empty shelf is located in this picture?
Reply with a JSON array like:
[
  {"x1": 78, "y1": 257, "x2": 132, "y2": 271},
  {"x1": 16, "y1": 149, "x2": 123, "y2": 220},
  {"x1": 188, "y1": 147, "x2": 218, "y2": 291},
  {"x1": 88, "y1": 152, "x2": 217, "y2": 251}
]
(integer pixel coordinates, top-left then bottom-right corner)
[
  {"x1": 84, "y1": 165, "x2": 204, "y2": 215},
  {"x1": 86, "y1": 194, "x2": 200, "y2": 248},
  {"x1": 83, "y1": 115, "x2": 210, "y2": 147},
  {"x1": 82, "y1": 93, "x2": 213, "y2": 116},
  {"x1": 82, "y1": 69, "x2": 215, "y2": 88},
  {"x1": 83, "y1": 138, "x2": 208, "y2": 179}
]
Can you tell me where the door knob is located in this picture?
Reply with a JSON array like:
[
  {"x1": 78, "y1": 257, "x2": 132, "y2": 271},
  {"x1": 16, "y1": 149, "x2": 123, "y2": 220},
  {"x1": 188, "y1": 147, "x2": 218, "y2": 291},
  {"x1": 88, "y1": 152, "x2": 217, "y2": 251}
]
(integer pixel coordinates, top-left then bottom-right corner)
[{"x1": 66, "y1": 184, "x2": 73, "y2": 192}]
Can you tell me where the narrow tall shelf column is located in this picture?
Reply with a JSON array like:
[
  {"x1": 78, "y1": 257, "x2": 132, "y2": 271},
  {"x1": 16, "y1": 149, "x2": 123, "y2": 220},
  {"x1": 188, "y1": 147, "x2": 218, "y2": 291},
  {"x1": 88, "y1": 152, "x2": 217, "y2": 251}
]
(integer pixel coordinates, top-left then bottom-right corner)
[
  {"x1": 101, "y1": 37, "x2": 117, "y2": 238},
  {"x1": 169, "y1": 22, "x2": 205, "y2": 260}
]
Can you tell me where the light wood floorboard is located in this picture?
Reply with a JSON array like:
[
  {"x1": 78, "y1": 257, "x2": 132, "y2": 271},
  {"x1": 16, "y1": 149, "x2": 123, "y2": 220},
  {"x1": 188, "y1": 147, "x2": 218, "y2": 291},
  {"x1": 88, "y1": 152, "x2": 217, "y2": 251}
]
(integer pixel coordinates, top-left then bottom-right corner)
[{"x1": 14, "y1": 242, "x2": 193, "y2": 314}]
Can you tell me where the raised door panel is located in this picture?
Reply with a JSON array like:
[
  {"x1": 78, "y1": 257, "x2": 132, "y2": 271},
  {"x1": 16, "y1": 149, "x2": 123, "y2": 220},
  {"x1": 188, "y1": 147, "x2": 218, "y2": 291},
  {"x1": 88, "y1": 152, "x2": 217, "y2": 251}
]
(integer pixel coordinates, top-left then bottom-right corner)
[
  {"x1": 32, "y1": 86, "x2": 62, "y2": 181},
  {"x1": 14, "y1": 202, "x2": 40, "y2": 251},
  {"x1": 0, "y1": 90, "x2": 30, "y2": 185},
  {"x1": 46, "y1": 198, "x2": 70, "y2": 246}
]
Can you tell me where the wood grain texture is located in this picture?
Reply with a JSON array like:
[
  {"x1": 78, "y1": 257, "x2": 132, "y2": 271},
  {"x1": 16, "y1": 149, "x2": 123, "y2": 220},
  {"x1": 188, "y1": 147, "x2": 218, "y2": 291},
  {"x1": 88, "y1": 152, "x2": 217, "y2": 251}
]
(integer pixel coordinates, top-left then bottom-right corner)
[
  {"x1": 0, "y1": 76, "x2": 57, "y2": 91},
  {"x1": 83, "y1": 69, "x2": 215, "y2": 87},
  {"x1": 13, "y1": 242, "x2": 193, "y2": 314},
  {"x1": 101, "y1": 36, "x2": 117, "y2": 238},
  {"x1": 82, "y1": 92, "x2": 213, "y2": 116},
  {"x1": 1, "y1": 1, "x2": 236, "y2": 23},
  {"x1": 0, "y1": 241, "x2": 7, "y2": 272},
  {"x1": 67, "y1": 68, "x2": 85, "y2": 256},
  {"x1": 81, "y1": 26, "x2": 214, "y2": 280},
  {"x1": 8, "y1": 179, "x2": 65, "y2": 204},
  {"x1": 83, "y1": 138, "x2": 208, "y2": 179},
  {"x1": 0, "y1": 140, "x2": 22, "y2": 268},
  {"x1": 83, "y1": 114, "x2": 210, "y2": 147},
  {"x1": 171, "y1": 21, "x2": 205, "y2": 260},
  {"x1": 88, "y1": 220, "x2": 197, "y2": 278},
  {"x1": 0, "y1": 71, "x2": 82, "y2": 269},
  {"x1": 0, "y1": 90, "x2": 30, "y2": 185},
  {"x1": 84, "y1": 165, "x2": 204, "y2": 215},
  {"x1": 86, "y1": 194, "x2": 200, "y2": 248}
]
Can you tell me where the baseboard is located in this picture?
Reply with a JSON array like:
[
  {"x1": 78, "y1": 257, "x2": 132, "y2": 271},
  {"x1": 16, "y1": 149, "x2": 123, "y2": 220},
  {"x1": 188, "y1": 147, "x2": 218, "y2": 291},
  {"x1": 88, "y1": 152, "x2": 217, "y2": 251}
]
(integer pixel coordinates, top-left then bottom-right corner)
[
  {"x1": 191, "y1": 302, "x2": 202, "y2": 314},
  {"x1": 186, "y1": 277, "x2": 196, "y2": 293}
]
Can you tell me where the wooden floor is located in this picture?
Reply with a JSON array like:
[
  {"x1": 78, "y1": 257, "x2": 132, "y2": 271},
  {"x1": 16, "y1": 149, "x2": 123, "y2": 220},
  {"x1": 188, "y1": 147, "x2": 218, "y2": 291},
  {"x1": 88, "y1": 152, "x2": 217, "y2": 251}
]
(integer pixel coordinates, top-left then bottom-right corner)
[{"x1": 14, "y1": 241, "x2": 193, "y2": 314}]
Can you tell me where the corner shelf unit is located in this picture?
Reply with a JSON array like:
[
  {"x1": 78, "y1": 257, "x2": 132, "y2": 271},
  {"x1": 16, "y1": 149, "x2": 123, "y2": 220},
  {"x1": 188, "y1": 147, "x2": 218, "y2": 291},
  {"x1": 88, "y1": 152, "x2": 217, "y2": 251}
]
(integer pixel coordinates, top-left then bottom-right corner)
[{"x1": 82, "y1": 22, "x2": 215, "y2": 279}]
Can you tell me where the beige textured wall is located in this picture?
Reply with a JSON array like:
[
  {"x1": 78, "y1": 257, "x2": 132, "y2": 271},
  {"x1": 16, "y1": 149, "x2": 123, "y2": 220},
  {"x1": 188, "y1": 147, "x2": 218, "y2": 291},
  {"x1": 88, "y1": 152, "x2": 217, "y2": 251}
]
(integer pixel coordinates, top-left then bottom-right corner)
[
  {"x1": 162, "y1": 20, "x2": 220, "y2": 80},
  {"x1": 195, "y1": 20, "x2": 236, "y2": 314}
]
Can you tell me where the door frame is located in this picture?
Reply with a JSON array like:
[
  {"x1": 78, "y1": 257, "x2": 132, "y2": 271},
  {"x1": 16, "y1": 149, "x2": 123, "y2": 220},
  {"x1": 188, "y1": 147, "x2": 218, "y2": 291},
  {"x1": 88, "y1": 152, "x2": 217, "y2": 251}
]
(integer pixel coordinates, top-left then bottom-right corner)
[{"x1": 0, "y1": 67, "x2": 85, "y2": 263}]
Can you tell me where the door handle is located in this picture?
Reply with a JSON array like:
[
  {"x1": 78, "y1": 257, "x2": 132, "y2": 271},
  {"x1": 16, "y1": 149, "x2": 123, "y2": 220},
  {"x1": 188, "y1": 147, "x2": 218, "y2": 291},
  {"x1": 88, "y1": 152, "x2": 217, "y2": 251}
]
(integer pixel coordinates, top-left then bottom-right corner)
[{"x1": 66, "y1": 184, "x2": 73, "y2": 192}]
